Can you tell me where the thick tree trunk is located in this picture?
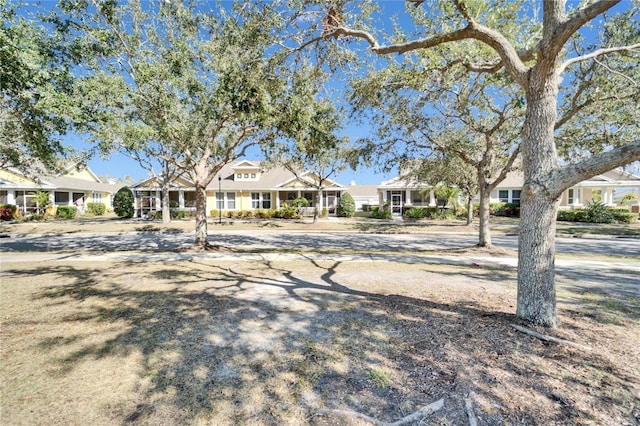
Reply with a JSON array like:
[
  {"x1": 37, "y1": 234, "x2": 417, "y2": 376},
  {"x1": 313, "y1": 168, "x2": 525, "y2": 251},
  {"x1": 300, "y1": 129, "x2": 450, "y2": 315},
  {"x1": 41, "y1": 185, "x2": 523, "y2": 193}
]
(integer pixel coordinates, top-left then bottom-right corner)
[
  {"x1": 313, "y1": 188, "x2": 321, "y2": 224},
  {"x1": 161, "y1": 176, "x2": 171, "y2": 224},
  {"x1": 194, "y1": 182, "x2": 209, "y2": 248},
  {"x1": 477, "y1": 182, "x2": 492, "y2": 247},
  {"x1": 517, "y1": 69, "x2": 560, "y2": 328}
]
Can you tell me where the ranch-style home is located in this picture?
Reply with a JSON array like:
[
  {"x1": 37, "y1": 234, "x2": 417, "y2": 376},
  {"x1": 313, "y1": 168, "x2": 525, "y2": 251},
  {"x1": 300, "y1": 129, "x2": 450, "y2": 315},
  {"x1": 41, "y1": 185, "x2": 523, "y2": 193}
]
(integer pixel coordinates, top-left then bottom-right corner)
[
  {"x1": 0, "y1": 163, "x2": 122, "y2": 215},
  {"x1": 376, "y1": 168, "x2": 640, "y2": 215},
  {"x1": 130, "y1": 160, "x2": 349, "y2": 218}
]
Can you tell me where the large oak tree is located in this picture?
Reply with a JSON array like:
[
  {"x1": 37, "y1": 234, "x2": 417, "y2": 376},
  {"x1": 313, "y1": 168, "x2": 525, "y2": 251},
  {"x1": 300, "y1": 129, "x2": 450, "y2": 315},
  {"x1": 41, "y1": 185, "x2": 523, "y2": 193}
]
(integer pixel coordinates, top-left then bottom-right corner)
[
  {"x1": 291, "y1": 0, "x2": 640, "y2": 327},
  {"x1": 62, "y1": 0, "x2": 287, "y2": 247}
]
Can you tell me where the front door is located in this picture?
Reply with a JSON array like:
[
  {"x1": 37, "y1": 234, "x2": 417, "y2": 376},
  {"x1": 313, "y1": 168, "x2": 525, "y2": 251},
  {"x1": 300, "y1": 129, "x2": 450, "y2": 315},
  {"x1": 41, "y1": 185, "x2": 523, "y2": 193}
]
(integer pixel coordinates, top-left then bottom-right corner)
[{"x1": 391, "y1": 192, "x2": 402, "y2": 215}]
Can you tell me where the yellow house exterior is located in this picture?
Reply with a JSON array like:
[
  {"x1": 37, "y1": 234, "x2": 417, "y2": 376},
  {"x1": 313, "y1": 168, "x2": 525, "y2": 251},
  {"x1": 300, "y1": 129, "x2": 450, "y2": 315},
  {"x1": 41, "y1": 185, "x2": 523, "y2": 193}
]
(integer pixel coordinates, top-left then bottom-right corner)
[
  {"x1": 131, "y1": 160, "x2": 348, "y2": 218},
  {"x1": 0, "y1": 163, "x2": 122, "y2": 215}
]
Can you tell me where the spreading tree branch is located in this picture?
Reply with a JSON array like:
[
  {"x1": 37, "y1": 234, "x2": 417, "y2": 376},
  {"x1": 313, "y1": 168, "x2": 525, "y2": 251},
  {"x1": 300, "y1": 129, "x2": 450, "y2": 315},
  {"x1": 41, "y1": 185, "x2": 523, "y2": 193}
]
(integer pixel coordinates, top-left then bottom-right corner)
[
  {"x1": 548, "y1": 140, "x2": 640, "y2": 197},
  {"x1": 558, "y1": 43, "x2": 640, "y2": 75}
]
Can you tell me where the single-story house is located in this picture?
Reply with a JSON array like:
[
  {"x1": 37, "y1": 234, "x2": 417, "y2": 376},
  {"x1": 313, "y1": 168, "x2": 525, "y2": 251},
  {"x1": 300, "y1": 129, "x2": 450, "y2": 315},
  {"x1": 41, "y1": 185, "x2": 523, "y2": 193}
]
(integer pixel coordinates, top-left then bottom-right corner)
[
  {"x1": 0, "y1": 163, "x2": 123, "y2": 215},
  {"x1": 130, "y1": 160, "x2": 349, "y2": 217},
  {"x1": 376, "y1": 168, "x2": 640, "y2": 215}
]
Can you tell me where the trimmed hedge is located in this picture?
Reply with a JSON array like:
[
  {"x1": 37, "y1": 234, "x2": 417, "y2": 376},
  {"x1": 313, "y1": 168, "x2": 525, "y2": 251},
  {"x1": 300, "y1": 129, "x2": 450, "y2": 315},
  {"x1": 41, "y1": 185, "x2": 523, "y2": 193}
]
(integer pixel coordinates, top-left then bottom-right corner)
[
  {"x1": 56, "y1": 206, "x2": 77, "y2": 219},
  {"x1": 490, "y1": 202, "x2": 520, "y2": 217},
  {"x1": 557, "y1": 206, "x2": 638, "y2": 224},
  {"x1": 86, "y1": 202, "x2": 106, "y2": 216}
]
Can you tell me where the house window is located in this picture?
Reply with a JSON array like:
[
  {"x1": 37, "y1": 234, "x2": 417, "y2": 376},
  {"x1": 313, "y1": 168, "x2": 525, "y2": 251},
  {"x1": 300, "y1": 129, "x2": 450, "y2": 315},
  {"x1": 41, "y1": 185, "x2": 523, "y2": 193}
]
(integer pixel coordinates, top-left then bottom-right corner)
[
  {"x1": 512, "y1": 190, "x2": 521, "y2": 204},
  {"x1": 261, "y1": 192, "x2": 271, "y2": 209},
  {"x1": 236, "y1": 173, "x2": 242, "y2": 179},
  {"x1": 55, "y1": 192, "x2": 70, "y2": 204},
  {"x1": 92, "y1": 193, "x2": 102, "y2": 203},
  {"x1": 251, "y1": 173, "x2": 256, "y2": 179},
  {"x1": 226, "y1": 192, "x2": 236, "y2": 210},
  {"x1": 15, "y1": 191, "x2": 37, "y2": 212},
  {"x1": 303, "y1": 192, "x2": 314, "y2": 207},
  {"x1": 568, "y1": 189, "x2": 575, "y2": 204},
  {"x1": 244, "y1": 173, "x2": 249, "y2": 178},
  {"x1": 215, "y1": 192, "x2": 224, "y2": 209},
  {"x1": 498, "y1": 190, "x2": 509, "y2": 203},
  {"x1": 180, "y1": 192, "x2": 194, "y2": 208},
  {"x1": 251, "y1": 192, "x2": 271, "y2": 209}
]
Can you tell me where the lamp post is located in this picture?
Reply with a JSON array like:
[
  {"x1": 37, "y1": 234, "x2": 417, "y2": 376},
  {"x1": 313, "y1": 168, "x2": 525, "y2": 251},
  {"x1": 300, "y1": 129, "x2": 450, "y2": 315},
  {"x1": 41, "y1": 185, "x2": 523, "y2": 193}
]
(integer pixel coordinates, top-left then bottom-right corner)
[{"x1": 218, "y1": 175, "x2": 222, "y2": 224}]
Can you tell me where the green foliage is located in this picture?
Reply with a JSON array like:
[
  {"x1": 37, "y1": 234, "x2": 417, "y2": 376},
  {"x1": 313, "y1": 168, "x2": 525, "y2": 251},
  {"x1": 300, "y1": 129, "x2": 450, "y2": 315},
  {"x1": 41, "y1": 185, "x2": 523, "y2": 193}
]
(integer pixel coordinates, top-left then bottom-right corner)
[
  {"x1": 34, "y1": 191, "x2": 51, "y2": 213},
  {"x1": 337, "y1": 192, "x2": 355, "y2": 217},
  {"x1": 56, "y1": 206, "x2": 77, "y2": 219},
  {"x1": 0, "y1": 204, "x2": 17, "y2": 220},
  {"x1": 0, "y1": 2, "x2": 75, "y2": 171},
  {"x1": 490, "y1": 202, "x2": 520, "y2": 216},
  {"x1": 86, "y1": 202, "x2": 106, "y2": 216},
  {"x1": 370, "y1": 204, "x2": 391, "y2": 219},
  {"x1": 368, "y1": 368, "x2": 393, "y2": 388},
  {"x1": 557, "y1": 204, "x2": 638, "y2": 224},
  {"x1": 291, "y1": 197, "x2": 310, "y2": 208},
  {"x1": 403, "y1": 207, "x2": 427, "y2": 219},
  {"x1": 113, "y1": 187, "x2": 134, "y2": 218},
  {"x1": 585, "y1": 200, "x2": 614, "y2": 224},
  {"x1": 275, "y1": 203, "x2": 302, "y2": 219}
]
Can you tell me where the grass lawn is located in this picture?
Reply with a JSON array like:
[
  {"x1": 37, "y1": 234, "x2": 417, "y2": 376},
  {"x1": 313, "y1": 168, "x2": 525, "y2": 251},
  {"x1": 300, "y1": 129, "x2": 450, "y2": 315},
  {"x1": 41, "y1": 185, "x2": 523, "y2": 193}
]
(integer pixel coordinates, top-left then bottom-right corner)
[{"x1": 1, "y1": 257, "x2": 638, "y2": 425}]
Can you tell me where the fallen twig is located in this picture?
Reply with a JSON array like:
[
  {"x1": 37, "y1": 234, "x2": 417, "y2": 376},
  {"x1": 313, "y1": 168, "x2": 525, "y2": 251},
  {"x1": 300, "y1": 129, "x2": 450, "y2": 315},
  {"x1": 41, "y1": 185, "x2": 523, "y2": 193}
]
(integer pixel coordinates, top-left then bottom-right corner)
[
  {"x1": 315, "y1": 398, "x2": 445, "y2": 426},
  {"x1": 465, "y1": 396, "x2": 478, "y2": 426},
  {"x1": 510, "y1": 324, "x2": 591, "y2": 350}
]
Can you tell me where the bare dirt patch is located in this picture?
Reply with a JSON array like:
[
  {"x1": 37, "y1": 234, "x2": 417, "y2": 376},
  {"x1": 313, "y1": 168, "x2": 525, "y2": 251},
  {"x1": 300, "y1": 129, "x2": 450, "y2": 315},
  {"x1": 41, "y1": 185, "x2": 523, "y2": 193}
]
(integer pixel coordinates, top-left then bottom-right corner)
[{"x1": 1, "y1": 258, "x2": 638, "y2": 425}]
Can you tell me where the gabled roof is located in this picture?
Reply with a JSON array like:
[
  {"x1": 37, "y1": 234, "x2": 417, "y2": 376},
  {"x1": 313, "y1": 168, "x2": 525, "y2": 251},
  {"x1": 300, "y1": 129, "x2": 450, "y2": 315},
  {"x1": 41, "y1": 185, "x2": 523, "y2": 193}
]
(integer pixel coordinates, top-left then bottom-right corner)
[
  {"x1": 131, "y1": 175, "x2": 194, "y2": 190},
  {"x1": 231, "y1": 160, "x2": 261, "y2": 169},
  {"x1": 0, "y1": 162, "x2": 122, "y2": 193}
]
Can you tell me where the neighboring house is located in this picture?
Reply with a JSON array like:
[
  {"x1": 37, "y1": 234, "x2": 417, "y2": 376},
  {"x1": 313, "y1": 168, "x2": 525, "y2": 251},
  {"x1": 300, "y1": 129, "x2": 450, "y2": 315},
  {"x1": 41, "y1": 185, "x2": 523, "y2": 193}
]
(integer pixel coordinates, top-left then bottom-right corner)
[
  {"x1": 343, "y1": 183, "x2": 379, "y2": 212},
  {"x1": 0, "y1": 163, "x2": 123, "y2": 215},
  {"x1": 488, "y1": 169, "x2": 640, "y2": 212},
  {"x1": 377, "y1": 176, "x2": 438, "y2": 215},
  {"x1": 130, "y1": 160, "x2": 349, "y2": 218},
  {"x1": 377, "y1": 168, "x2": 640, "y2": 215}
]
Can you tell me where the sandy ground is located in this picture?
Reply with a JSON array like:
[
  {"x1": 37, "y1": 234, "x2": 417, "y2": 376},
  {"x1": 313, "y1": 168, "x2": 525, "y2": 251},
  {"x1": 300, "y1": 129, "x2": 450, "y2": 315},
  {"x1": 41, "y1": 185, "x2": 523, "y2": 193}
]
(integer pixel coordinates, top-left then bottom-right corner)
[{"x1": 1, "y1": 254, "x2": 638, "y2": 425}]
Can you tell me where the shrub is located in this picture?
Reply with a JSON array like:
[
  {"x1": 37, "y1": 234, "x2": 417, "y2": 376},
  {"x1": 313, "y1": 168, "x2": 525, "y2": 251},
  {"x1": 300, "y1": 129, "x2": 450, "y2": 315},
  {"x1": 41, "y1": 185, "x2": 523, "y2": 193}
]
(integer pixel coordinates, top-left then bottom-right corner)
[
  {"x1": 276, "y1": 202, "x2": 301, "y2": 219},
  {"x1": 370, "y1": 204, "x2": 391, "y2": 219},
  {"x1": 585, "y1": 200, "x2": 613, "y2": 223},
  {"x1": 113, "y1": 187, "x2": 135, "y2": 218},
  {"x1": 490, "y1": 202, "x2": 520, "y2": 216},
  {"x1": 86, "y1": 202, "x2": 106, "y2": 216},
  {"x1": 337, "y1": 192, "x2": 355, "y2": 217},
  {"x1": 611, "y1": 211, "x2": 639, "y2": 223},
  {"x1": 56, "y1": 205, "x2": 77, "y2": 219},
  {"x1": 0, "y1": 204, "x2": 17, "y2": 221},
  {"x1": 403, "y1": 207, "x2": 427, "y2": 219},
  {"x1": 291, "y1": 197, "x2": 310, "y2": 208}
]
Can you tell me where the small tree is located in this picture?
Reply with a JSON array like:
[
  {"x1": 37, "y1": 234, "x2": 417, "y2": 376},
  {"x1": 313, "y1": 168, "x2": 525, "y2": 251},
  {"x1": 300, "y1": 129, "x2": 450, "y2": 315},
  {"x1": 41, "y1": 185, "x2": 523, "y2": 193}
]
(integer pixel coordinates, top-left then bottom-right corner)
[
  {"x1": 34, "y1": 191, "x2": 51, "y2": 215},
  {"x1": 113, "y1": 187, "x2": 134, "y2": 218},
  {"x1": 337, "y1": 192, "x2": 355, "y2": 217}
]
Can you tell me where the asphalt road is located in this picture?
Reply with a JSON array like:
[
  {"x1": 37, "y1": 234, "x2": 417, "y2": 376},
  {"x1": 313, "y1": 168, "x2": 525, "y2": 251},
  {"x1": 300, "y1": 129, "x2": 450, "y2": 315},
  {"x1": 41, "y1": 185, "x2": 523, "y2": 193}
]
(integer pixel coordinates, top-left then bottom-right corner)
[{"x1": 1, "y1": 230, "x2": 638, "y2": 258}]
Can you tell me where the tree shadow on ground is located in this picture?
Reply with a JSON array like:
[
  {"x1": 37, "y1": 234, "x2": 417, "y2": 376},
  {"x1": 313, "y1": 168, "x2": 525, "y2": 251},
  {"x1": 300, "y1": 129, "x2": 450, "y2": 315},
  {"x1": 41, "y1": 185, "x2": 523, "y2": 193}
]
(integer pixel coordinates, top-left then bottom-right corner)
[{"x1": 3, "y1": 259, "x2": 637, "y2": 425}]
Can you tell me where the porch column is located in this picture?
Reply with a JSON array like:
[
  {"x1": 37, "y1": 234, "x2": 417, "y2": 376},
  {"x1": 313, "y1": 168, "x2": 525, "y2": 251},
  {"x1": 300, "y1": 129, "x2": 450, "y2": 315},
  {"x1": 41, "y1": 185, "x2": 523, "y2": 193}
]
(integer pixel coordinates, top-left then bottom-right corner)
[
  {"x1": 7, "y1": 190, "x2": 15, "y2": 204},
  {"x1": 574, "y1": 188, "x2": 581, "y2": 206},
  {"x1": 178, "y1": 191, "x2": 185, "y2": 209},
  {"x1": 429, "y1": 189, "x2": 436, "y2": 207},
  {"x1": 405, "y1": 190, "x2": 412, "y2": 206},
  {"x1": 603, "y1": 187, "x2": 615, "y2": 206},
  {"x1": 155, "y1": 191, "x2": 161, "y2": 210},
  {"x1": 68, "y1": 191, "x2": 73, "y2": 206}
]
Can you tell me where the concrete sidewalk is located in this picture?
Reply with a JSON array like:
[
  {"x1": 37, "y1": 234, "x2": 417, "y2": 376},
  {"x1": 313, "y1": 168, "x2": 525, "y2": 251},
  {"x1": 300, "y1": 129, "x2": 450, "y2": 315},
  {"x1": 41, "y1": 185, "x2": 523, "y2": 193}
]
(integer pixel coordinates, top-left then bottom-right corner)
[{"x1": 2, "y1": 250, "x2": 639, "y2": 273}]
